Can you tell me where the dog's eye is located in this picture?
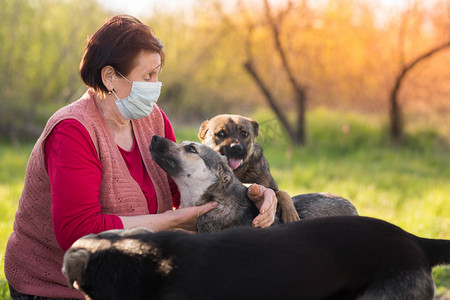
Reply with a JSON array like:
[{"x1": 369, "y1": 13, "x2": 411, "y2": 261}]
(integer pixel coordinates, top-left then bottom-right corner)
[
  {"x1": 241, "y1": 131, "x2": 249, "y2": 138},
  {"x1": 186, "y1": 145, "x2": 197, "y2": 154},
  {"x1": 216, "y1": 131, "x2": 226, "y2": 138}
]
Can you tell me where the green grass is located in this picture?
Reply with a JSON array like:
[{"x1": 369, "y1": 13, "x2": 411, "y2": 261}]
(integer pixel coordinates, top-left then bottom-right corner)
[
  {"x1": 0, "y1": 142, "x2": 32, "y2": 299},
  {"x1": 0, "y1": 108, "x2": 449, "y2": 298},
  {"x1": 252, "y1": 109, "x2": 450, "y2": 238}
]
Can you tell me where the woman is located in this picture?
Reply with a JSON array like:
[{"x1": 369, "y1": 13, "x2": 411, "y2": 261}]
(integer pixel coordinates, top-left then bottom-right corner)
[{"x1": 4, "y1": 15, "x2": 277, "y2": 299}]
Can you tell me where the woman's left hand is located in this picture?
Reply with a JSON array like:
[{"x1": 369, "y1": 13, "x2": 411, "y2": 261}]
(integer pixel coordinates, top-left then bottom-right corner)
[{"x1": 247, "y1": 184, "x2": 277, "y2": 228}]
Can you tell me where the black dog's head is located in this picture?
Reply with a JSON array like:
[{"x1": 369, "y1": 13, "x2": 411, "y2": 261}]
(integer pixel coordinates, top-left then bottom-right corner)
[
  {"x1": 150, "y1": 135, "x2": 237, "y2": 208},
  {"x1": 198, "y1": 114, "x2": 259, "y2": 171},
  {"x1": 62, "y1": 228, "x2": 163, "y2": 300}
]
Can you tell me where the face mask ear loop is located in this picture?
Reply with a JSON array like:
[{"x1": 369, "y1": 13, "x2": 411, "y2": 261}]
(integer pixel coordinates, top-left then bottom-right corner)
[
  {"x1": 115, "y1": 70, "x2": 132, "y2": 85},
  {"x1": 111, "y1": 89, "x2": 120, "y2": 101}
]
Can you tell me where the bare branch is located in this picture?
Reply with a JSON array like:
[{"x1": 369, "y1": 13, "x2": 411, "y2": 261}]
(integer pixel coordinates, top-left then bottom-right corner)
[
  {"x1": 389, "y1": 39, "x2": 450, "y2": 142},
  {"x1": 263, "y1": 0, "x2": 305, "y2": 95},
  {"x1": 243, "y1": 60, "x2": 296, "y2": 139},
  {"x1": 398, "y1": 6, "x2": 411, "y2": 68}
]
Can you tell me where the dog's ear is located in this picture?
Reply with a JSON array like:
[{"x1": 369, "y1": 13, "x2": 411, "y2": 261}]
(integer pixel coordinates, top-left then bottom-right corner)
[
  {"x1": 251, "y1": 120, "x2": 259, "y2": 138},
  {"x1": 62, "y1": 248, "x2": 91, "y2": 290},
  {"x1": 217, "y1": 161, "x2": 233, "y2": 190},
  {"x1": 198, "y1": 120, "x2": 210, "y2": 142}
]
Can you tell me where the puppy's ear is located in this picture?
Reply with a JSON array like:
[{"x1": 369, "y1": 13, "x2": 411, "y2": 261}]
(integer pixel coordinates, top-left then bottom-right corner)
[
  {"x1": 198, "y1": 120, "x2": 210, "y2": 142},
  {"x1": 217, "y1": 161, "x2": 233, "y2": 190},
  {"x1": 251, "y1": 120, "x2": 259, "y2": 138}
]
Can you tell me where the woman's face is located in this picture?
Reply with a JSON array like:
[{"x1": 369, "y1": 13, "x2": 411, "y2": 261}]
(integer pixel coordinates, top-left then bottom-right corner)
[{"x1": 114, "y1": 51, "x2": 162, "y2": 99}]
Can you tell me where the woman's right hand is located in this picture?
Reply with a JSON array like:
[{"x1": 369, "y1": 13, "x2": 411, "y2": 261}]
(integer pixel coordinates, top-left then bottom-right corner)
[
  {"x1": 167, "y1": 202, "x2": 219, "y2": 232},
  {"x1": 119, "y1": 201, "x2": 218, "y2": 233}
]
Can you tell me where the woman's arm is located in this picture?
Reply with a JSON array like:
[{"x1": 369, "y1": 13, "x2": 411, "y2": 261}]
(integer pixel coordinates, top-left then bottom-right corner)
[
  {"x1": 119, "y1": 201, "x2": 217, "y2": 232},
  {"x1": 120, "y1": 184, "x2": 275, "y2": 231},
  {"x1": 46, "y1": 120, "x2": 123, "y2": 251},
  {"x1": 47, "y1": 119, "x2": 217, "y2": 250}
]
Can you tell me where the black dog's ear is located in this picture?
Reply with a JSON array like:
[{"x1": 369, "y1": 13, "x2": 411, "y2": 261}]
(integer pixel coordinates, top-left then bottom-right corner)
[
  {"x1": 251, "y1": 119, "x2": 259, "y2": 138},
  {"x1": 62, "y1": 248, "x2": 91, "y2": 290},
  {"x1": 198, "y1": 120, "x2": 210, "y2": 142}
]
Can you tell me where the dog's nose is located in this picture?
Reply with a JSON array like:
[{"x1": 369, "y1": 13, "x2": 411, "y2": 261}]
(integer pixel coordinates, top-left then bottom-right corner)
[
  {"x1": 152, "y1": 135, "x2": 162, "y2": 143},
  {"x1": 150, "y1": 135, "x2": 166, "y2": 152},
  {"x1": 230, "y1": 143, "x2": 244, "y2": 156}
]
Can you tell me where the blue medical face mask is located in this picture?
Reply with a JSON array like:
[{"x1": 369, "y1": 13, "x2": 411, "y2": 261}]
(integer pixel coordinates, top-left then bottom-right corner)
[{"x1": 112, "y1": 71, "x2": 162, "y2": 120}]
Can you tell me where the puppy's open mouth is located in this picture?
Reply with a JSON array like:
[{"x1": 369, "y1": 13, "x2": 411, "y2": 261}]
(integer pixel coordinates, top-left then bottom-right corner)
[{"x1": 228, "y1": 158, "x2": 244, "y2": 170}]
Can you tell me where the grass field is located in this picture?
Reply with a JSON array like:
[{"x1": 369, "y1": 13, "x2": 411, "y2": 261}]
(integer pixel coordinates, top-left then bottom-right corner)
[{"x1": 0, "y1": 108, "x2": 449, "y2": 298}]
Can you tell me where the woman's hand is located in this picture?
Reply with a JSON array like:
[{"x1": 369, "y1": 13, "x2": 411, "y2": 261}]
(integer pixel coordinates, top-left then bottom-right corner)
[
  {"x1": 247, "y1": 184, "x2": 277, "y2": 228},
  {"x1": 120, "y1": 201, "x2": 218, "y2": 233},
  {"x1": 168, "y1": 202, "x2": 218, "y2": 232}
]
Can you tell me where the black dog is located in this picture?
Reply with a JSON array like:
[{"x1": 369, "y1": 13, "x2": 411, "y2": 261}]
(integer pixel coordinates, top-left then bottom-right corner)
[
  {"x1": 149, "y1": 135, "x2": 357, "y2": 232},
  {"x1": 63, "y1": 216, "x2": 450, "y2": 300}
]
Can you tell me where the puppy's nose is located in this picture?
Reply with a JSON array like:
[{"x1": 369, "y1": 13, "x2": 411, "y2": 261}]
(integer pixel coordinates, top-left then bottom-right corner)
[{"x1": 230, "y1": 143, "x2": 244, "y2": 155}]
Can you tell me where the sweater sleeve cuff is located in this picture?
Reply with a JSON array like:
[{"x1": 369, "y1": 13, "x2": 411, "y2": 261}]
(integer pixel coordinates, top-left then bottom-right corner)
[{"x1": 109, "y1": 215, "x2": 125, "y2": 230}]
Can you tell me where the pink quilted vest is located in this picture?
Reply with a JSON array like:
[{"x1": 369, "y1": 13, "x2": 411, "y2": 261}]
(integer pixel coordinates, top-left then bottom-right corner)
[{"x1": 4, "y1": 90, "x2": 173, "y2": 298}]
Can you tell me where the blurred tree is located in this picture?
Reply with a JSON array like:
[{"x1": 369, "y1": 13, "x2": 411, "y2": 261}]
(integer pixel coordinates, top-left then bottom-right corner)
[
  {"x1": 1, "y1": 0, "x2": 449, "y2": 145},
  {"x1": 390, "y1": 42, "x2": 450, "y2": 144},
  {"x1": 244, "y1": 0, "x2": 308, "y2": 145},
  {"x1": 0, "y1": 0, "x2": 104, "y2": 143},
  {"x1": 212, "y1": 0, "x2": 385, "y2": 145},
  {"x1": 389, "y1": 0, "x2": 450, "y2": 144},
  {"x1": 213, "y1": 0, "x2": 312, "y2": 145},
  {"x1": 145, "y1": 9, "x2": 246, "y2": 121}
]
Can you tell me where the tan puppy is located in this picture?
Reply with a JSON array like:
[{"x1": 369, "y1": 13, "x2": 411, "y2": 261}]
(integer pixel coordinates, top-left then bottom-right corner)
[{"x1": 198, "y1": 114, "x2": 300, "y2": 223}]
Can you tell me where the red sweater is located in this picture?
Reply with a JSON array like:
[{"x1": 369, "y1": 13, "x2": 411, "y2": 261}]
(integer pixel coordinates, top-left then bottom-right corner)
[{"x1": 45, "y1": 112, "x2": 180, "y2": 251}]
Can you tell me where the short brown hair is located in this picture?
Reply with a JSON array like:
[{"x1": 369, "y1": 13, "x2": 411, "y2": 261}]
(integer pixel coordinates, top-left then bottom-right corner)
[{"x1": 79, "y1": 15, "x2": 165, "y2": 95}]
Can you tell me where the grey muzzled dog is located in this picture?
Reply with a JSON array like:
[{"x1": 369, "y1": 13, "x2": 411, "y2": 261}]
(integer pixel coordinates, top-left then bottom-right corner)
[{"x1": 150, "y1": 135, "x2": 357, "y2": 232}]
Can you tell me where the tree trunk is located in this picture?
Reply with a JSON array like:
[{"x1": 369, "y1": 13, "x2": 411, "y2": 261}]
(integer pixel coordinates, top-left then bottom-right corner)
[
  {"x1": 217, "y1": 0, "x2": 308, "y2": 145},
  {"x1": 389, "y1": 82, "x2": 403, "y2": 143},
  {"x1": 243, "y1": 60, "x2": 297, "y2": 141},
  {"x1": 295, "y1": 88, "x2": 307, "y2": 145},
  {"x1": 389, "y1": 40, "x2": 450, "y2": 144}
]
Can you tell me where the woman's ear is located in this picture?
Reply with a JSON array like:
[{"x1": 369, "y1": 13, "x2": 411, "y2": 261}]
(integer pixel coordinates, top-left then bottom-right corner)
[{"x1": 101, "y1": 66, "x2": 115, "y2": 93}]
